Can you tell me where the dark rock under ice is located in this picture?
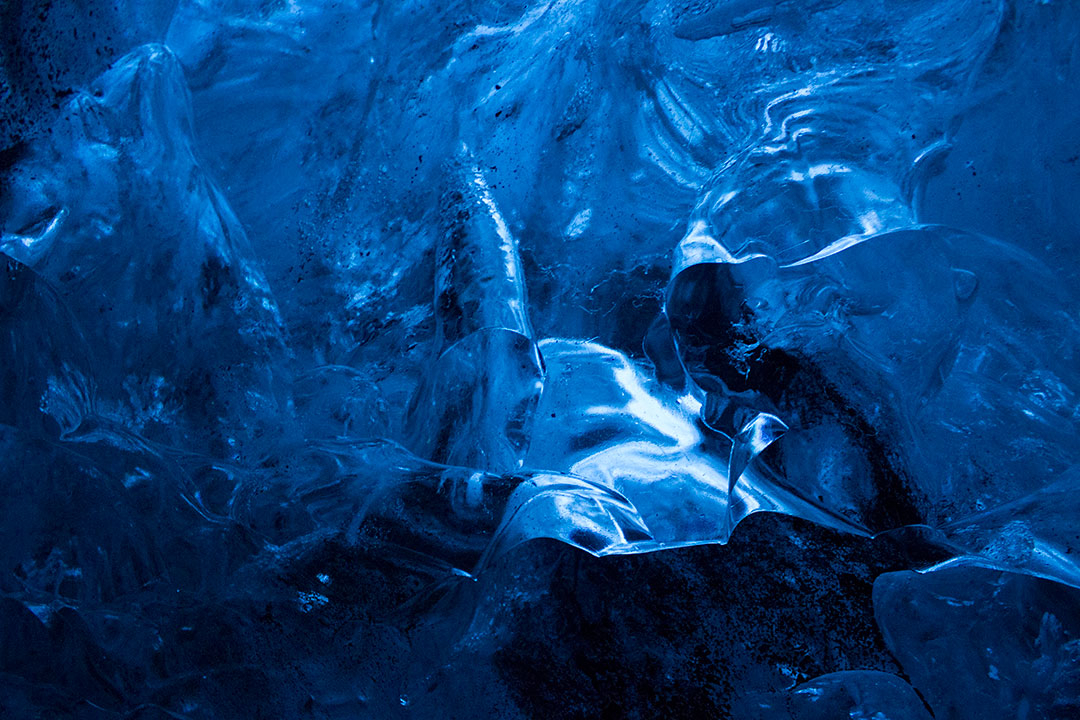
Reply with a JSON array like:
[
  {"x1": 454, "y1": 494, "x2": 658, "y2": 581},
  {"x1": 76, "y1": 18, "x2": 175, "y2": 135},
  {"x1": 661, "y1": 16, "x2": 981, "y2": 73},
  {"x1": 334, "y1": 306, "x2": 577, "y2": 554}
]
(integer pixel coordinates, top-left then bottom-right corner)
[{"x1": 1, "y1": 1, "x2": 1079, "y2": 717}]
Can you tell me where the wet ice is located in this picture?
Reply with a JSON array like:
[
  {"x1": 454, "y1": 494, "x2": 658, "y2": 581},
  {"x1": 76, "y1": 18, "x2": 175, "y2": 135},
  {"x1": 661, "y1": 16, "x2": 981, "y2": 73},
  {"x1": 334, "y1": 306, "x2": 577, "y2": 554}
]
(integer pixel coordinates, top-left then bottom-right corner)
[{"x1": 1, "y1": 0, "x2": 1079, "y2": 717}]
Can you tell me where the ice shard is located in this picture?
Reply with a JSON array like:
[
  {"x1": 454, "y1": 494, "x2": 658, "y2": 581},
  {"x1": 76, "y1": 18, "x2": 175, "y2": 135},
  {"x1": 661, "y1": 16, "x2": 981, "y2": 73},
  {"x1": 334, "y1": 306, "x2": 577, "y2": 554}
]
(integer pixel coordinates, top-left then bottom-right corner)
[{"x1": 404, "y1": 155, "x2": 544, "y2": 471}]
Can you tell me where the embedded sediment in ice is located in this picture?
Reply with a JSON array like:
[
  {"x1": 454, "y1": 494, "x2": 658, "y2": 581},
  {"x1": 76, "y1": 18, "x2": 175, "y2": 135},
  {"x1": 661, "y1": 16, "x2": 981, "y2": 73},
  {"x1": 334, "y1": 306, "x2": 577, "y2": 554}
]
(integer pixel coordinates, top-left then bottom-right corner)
[{"x1": 1, "y1": 1, "x2": 1078, "y2": 717}]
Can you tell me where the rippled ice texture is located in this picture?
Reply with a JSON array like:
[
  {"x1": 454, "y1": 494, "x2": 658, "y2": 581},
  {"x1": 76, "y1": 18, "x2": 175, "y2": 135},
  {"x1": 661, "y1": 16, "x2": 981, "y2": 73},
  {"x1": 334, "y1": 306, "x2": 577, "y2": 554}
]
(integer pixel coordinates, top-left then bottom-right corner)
[{"x1": 1, "y1": 1, "x2": 1079, "y2": 718}]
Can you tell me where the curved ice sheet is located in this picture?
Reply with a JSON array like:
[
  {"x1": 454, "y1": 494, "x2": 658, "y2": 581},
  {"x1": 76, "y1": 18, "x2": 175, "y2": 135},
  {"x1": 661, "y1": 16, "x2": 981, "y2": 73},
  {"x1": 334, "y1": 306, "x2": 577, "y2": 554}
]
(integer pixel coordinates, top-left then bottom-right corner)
[
  {"x1": 527, "y1": 338, "x2": 867, "y2": 549},
  {"x1": 399, "y1": 156, "x2": 869, "y2": 552},
  {"x1": 665, "y1": 223, "x2": 1080, "y2": 537}
]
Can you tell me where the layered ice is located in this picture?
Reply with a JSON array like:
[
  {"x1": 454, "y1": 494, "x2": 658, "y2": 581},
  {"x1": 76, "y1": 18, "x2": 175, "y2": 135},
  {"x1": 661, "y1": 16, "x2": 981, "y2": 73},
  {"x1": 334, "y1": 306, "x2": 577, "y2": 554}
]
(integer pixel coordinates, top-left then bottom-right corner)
[{"x1": 1, "y1": 0, "x2": 1079, "y2": 717}]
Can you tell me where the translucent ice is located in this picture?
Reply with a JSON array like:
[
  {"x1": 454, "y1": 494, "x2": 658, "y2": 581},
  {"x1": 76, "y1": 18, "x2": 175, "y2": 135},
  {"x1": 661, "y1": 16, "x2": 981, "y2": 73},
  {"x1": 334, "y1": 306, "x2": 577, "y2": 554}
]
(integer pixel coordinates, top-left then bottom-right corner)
[
  {"x1": 404, "y1": 153, "x2": 544, "y2": 471},
  {"x1": 1, "y1": 0, "x2": 1079, "y2": 717},
  {"x1": 3, "y1": 44, "x2": 289, "y2": 458},
  {"x1": 665, "y1": 223, "x2": 1080, "y2": 534},
  {"x1": 874, "y1": 563, "x2": 1080, "y2": 719}
]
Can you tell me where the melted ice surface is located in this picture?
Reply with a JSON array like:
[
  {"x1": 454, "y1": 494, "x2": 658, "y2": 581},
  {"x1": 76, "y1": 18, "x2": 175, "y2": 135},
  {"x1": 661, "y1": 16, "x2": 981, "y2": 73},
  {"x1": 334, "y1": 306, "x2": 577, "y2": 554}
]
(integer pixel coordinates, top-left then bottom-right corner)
[{"x1": 1, "y1": 0, "x2": 1078, "y2": 716}]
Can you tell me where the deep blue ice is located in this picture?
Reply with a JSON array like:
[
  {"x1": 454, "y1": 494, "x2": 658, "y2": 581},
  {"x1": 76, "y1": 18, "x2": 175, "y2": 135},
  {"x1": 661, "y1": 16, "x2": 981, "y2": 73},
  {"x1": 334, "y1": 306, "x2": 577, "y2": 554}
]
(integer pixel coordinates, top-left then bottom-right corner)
[{"x1": 1, "y1": 1, "x2": 1079, "y2": 717}]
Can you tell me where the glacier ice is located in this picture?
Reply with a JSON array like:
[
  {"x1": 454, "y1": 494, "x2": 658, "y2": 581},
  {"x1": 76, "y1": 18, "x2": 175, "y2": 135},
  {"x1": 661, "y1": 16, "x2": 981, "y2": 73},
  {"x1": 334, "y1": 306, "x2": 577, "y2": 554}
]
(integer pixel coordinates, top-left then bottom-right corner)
[
  {"x1": 874, "y1": 562, "x2": 1080, "y2": 719},
  {"x1": 731, "y1": 670, "x2": 933, "y2": 720},
  {"x1": 3, "y1": 44, "x2": 289, "y2": 458},
  {"x1": 1, "y1": 0, "x2": 1079, "y2": 717}
]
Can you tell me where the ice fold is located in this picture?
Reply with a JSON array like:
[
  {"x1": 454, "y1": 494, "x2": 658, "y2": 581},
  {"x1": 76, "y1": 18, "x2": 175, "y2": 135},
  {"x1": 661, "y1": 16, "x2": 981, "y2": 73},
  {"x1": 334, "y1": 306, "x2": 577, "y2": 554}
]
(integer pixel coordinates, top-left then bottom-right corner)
[
  {"x1": 1, "y1": 44, "x2": 290, "y2": 459},
  {"x1": 665, "y1": 222, "x2": 1080, "y2": 539},
  {"x1": 527, "y1": 338, "x2": 868, "y2": 549},
  {"x1": 230, "y1": 439, "x2": 651, "y2": 575}
]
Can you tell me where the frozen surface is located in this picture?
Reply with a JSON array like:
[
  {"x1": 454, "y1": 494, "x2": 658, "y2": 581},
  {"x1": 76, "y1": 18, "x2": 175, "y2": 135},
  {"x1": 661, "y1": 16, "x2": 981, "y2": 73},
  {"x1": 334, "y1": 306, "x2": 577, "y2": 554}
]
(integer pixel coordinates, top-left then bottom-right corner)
[
  {"x1": 874, "y1": 562, "x2": 1080, "y2": 719},
  {"x1": 732, "y1": 670, "x2": 933, "y2": 720},
  {"x1": 1, "y1": 0, "x2": 1079, "y2": 717}
]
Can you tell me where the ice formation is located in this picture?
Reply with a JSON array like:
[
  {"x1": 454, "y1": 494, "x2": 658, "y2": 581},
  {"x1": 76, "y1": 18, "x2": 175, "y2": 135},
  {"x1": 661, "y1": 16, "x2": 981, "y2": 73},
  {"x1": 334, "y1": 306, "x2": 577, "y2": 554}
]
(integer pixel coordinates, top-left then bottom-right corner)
[{"x1": 1, "y1": 0, "x2": 1078, "y2": 717}]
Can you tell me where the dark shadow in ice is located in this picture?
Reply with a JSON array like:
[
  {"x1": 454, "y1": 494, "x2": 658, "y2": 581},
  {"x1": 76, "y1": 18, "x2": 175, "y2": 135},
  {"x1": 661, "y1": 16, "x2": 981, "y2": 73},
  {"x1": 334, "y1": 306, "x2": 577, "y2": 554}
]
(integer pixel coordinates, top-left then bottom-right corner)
[{"x1": 664, "y1": 221, "x2": 1080, "y2": 553}]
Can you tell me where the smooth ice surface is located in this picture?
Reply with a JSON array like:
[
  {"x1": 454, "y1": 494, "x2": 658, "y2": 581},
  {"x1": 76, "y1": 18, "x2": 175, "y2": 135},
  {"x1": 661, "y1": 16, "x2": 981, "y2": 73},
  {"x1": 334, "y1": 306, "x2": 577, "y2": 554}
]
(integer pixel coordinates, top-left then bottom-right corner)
[
  {"x1": 1, "y1": 0, "x2": 1079, "y2": 717},
  {"x1": 874, "y1": 563, "x2": 1080, "y2": 719}
]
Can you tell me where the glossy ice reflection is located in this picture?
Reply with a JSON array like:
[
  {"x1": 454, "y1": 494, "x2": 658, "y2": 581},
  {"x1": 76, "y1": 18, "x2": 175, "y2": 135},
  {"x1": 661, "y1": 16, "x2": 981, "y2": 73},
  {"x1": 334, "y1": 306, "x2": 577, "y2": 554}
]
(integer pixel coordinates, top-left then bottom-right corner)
[{"x1": 1, "y1": 0, "x2": 1078, "y2": 716}]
